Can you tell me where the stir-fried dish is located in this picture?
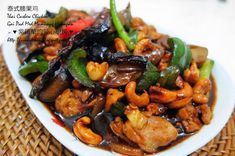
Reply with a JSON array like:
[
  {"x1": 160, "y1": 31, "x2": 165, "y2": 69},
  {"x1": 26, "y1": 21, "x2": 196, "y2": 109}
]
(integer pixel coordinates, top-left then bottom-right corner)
[{"x1": 16, "y1": 0, "x2": 216, "y2": 155}]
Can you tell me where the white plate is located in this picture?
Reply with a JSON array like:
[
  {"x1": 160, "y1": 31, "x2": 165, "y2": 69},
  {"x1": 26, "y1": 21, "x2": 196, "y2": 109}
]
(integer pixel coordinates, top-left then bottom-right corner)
[{"x1": 2, "y1": 0, "x2": 235, "y2": 156}]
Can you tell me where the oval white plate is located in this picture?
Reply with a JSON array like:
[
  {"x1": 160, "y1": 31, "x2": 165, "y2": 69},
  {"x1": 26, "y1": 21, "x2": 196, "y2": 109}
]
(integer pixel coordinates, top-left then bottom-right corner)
[{"x1": 2, "y1": 0, "x2": 235, "y2": 155}]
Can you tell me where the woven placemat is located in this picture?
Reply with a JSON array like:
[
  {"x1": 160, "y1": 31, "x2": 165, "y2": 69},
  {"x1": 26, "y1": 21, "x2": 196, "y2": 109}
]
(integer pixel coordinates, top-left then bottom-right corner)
[{"x1": 0, "y1": 49, "x2": 234, "y2": 156}]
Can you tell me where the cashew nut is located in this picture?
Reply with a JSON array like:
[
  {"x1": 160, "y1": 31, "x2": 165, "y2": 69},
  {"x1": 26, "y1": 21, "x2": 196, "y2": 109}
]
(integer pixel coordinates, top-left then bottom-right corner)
[
  {"x1": 125, "y1": 81, "x2": 150, "y2": 107},
  {"x1": 43, "y1": 43, "x2": 61, "y2": 61},
  {"x1": 135, "y1": 24, "x2": 161, "y2": 41},
  {"x1": 86, "y1": 61, "x2": 109, "y2": 81},
  {"x1": 149, "y1": 86, "x2": 177, "y2": 103},
  {"x1": 73, "y1": 116, "x2": 102, "y2": 145},
  {"x1": 105, "y1": 88, "x2": 124, "y2": 112},
  {"x1": 193, "y1": 78, "x2": 211, "y2": 94},
  {"x1": 192, "y1": 78, "x2": 211, "y2": 104},
  {"x1": 175, "y1": 82, "x2": 193, "y2": 98},
  {"x1": 131, "y1": 17, "x2": 146, "y2": 30},
  {"x1": 133, "y1": 39, "x2": 164, "y2": 65},
  {"x1": 184, "y1": 60, "x2": 200, "y2": 84},
  {"x1": 147, "y1": 25, "x2": 162, "y2": 40},
  {"x1": 110, "y1": 116, "x2": 137, "y2": 144},
  {"x1": 167, "y1": 97, "x2": 192, "y2": 109},
  {"x1": 133, "y1": 39, "x2": 156, "y2": 56},
  {"x1": 45, "y1": 34, "x2": 60, "y2": 43},
  {"x1": 149, "y1": 82, "x2": 193, "y2": 104},
  {"x1": 114, "y1": 38, "x2": 128, "y2": 53},
  {"x1": 193, "y1": 93, "x2": 208, "y2": 104},
  {"x1": 110, "y1": 117, "x2": 124, "y2": 137},
  {"x1": 137, "y1": 31, "x2": 147, "y2": 41}
]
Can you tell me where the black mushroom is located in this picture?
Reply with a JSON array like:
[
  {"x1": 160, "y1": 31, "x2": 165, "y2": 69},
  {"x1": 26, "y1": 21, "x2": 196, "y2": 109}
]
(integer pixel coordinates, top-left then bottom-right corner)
[
  {"x1": 87, "y1": 43, "x2": 110, "y2": 63},
  {"x1": 106, "y1": 52, "x2": 148, "y2": 65},
  {"x1": 99, "y1": 64, "x2": 143, "y2": 88},
  {"x1": 99, "y1": 52, "x2": 147, "y2": 88},
  {"x1": 92, "y1": 112, "x2": 113, "y2": 136},
  {"x1": 35, "y1": 66, "x2": 71, "y2": 102}
]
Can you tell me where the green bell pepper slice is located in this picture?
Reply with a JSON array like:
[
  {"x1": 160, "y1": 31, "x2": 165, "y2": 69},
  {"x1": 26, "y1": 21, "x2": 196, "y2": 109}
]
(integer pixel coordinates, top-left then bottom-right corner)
[
  {"x1": 111, "y1": 102, "x2": 126, "y2": 117},
  {"x1": 45, "y1": 7, "x2": 68, "y2": 27},
  {"x1": 137, "y1": 61, "x2": 159, "y2": 92},
  {"x1": 168, "y1": 37, "x2": 192, "y2": 73},
  {"x1": 19, "y1": 61, "x2": 48, "y2": 77},
  {"x1": 19, "y1": 55, "x2": 48, "y2": 77},
  {"x1": 67, "y1": 48, "x2": 94, "y2": 88},
  {"x1": 158, "y1": 65, "x2": 180, "y2": 89}
]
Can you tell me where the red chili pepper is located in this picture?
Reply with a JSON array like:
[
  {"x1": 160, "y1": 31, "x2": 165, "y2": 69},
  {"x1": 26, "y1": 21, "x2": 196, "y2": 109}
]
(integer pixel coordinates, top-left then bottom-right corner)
[
  {"x1": 59, "y1": 17, "x2": 94, "y2": 39},
  {"x1": 52, "y1": 118, "x2": 64, "y2": 127}
]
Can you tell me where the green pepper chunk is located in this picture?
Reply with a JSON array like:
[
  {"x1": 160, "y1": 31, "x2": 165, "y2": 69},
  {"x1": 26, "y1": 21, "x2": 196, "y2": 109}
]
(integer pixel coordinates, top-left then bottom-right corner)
[
  {"x1": 137, "y1": 62, "x2": 159, "y2": 92},
  {"x1": 199, "y1": 59, "x2": 214, "y2": 79},
  {"x1": 19, "y1": 61, "x2": 48, "y2": 77},
  {"x1": 67, "y1": 48, "x2": 94, "y2": 87},
  {"x1": 110, "y1": 0, "x2": 135, "y2": 50},
  {"x1": 158, "y1": 65, "x2": 180, "y2": 89},
  {"x1": 111, "y1": 102, "x2": 126, "y2": 117},
  {"x1": 168, "y1": 37, "x2": 192, "y2": 73},
  {"x1": 45, "y1": 7, "x2": 68, "y2": 27},
  {"x1": 19, "y1": 55, "x2": 48, "y2": 77}
]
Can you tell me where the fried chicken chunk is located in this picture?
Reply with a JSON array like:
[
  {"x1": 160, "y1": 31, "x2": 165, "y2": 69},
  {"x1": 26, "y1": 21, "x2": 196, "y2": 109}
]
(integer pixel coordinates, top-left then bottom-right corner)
[
  {"x1": 177, "y1": 104, "x2": 202, "y2": 133},
  {"x1": 55, "y1": 89, "x2": 96, "y2": 117},
  {"x1": 122, "y1": 105, "x2": 178, "y2": 153}
]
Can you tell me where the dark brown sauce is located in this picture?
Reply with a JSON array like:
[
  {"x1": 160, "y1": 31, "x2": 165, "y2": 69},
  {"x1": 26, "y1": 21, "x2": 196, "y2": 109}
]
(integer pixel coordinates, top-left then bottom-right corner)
[
  {"x1": 208, "y1": 76, "x2": 217, "y2": 109},
  {"x1": 37, "y1": 76, "x2": 217, "y2": 155}
]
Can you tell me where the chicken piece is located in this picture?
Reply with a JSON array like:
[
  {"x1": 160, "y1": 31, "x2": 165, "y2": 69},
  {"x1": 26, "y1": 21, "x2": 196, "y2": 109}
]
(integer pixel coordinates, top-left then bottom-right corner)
[
  {"x1": 122, "y1": 105, "x2": 178, "y2": 153},
  {"x1": 55, "y1": 89, "x2": 96, "y2": 117},
  {"x1": 146, "y1": 103, "x2": 167, "y2": 115},
  {"x1": 181, "y1": 118, "x2": 202, "y2": 133},
  {"x1": 198, "y1": 104, "x2": 212, "y2": 124},
  {"x1": 176, "y1": 104, "x2": 198, "y2": 120},
  {"x1": 177, "y1": 104, "x2": 202, "y2": 133}
]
